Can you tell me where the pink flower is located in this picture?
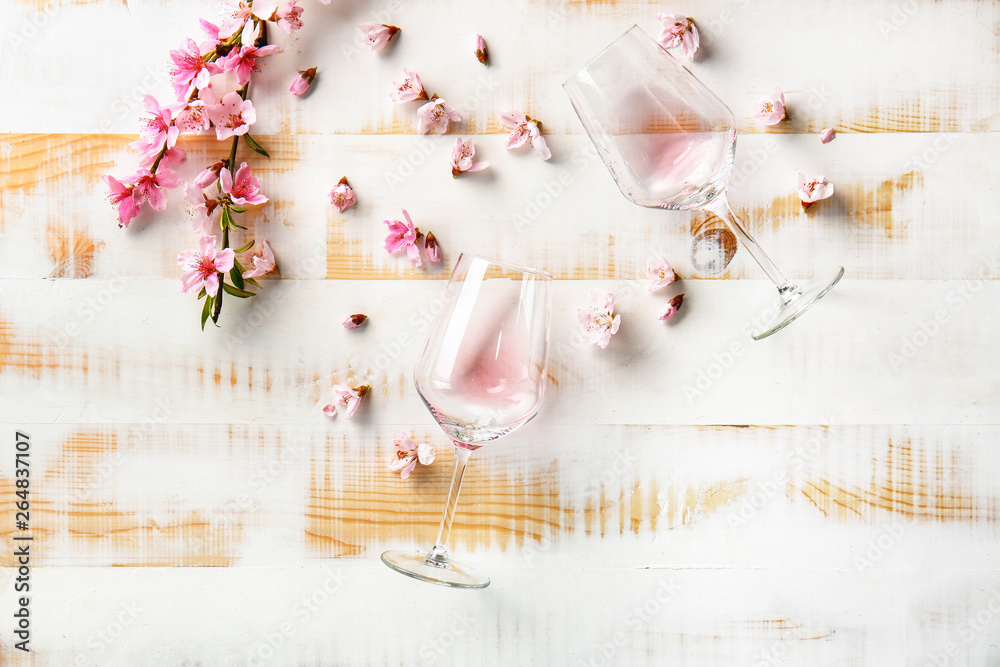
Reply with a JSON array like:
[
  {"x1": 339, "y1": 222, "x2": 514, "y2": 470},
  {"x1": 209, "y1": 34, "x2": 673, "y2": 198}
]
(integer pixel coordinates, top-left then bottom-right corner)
[
  {"x1": 169, "y1": 39, "x2": 221, "y2": 100},
  {"x1": 499, "y1": 111, "x2": 551, "y2": 160},
  {"x1": 796, "y1": 172, "x2": 834, "y2": 209},
  {"x1": 390, "y1": 68, "x2": 428, "y2": 103},
  {"x1": 218, "y1": 44, "x2": 280, "y2": 86},
  {"x1": 577, "y1": 289, "x2": 621, "y2": 349},
  {"x1": 329, "y1": 384, "x2": 370, "y2": 417},
  {"x1": 206, "y1": 91, "x2": 256, "y2": 140},
  {"x1": 646, "y1": 254, "x2": 679, "y2": 291},
  {"x1": 424, "y1": 231, "x2": 441, "y2": 263},
  {"x1": 474, "y1": 34, "x2": 489, "y2": 66},
  {"x1": 383, "y1": 209, "x2": 422, "y2": 267},
  {"x1": 175, "y1": 101, "x2": 211, "y2": 134},
  {"x1": 329, "y1": 177, "x2": 357, "y2": 212},
  {"x1": 242, "y1": 238, "x2": 276, "y2": 278},
  {"x1": 387, "y1": 433, "x2": 435, "y2": 479},
  {"x1": 341, "y1": 314, "x2": 368, "y2": 329},
  {"x1": 656, "y1": 13, "x2": 699, "y2": 61},
  {"x1": 450, "y1": 138, "x2": 489, "y2": 177},
  {"x1": 138, "y1": 95, "x2": 178, "y2": 154},
  {"x1": 290, "y1": 67, "x2": 317, "y2": 96},
  {"x1": 132, "y1": 167, "x2": 180, "y2": 212},
  {"x1": 200, "y1": 18, "x2": 222, "y2": 45},
  {"x1": 194, "y1": 162, "x2": 224, "y2": 188},
  {"x1": 103, "y1": 175, "x2": 141, "y2": 228},
  {"x1": 659, "y1": 294, "x2": 685, "y2": 321},
  {"x1": 185, "y1": 183, "x2": 219, "y2": 235},
  {"x1": 177, "y1": 235, "x2": 235, "y2": 298},
  {"x1": 218, "y1": 0, "x2": 274, "y2": 38},
  {"x1": 753, "y1": 87, "x2": 786, "y2": 125},
  {"x1": 275, "y1": 0, "x2": 303, "y2": 34},
  {"x1": 134, "y1": 144, "x2": 186, "y2": 170},
  {"x1": 221, "y1": 162, "x2": 267, "y2": 206},
  {"x1": 820, "y1": 128, "x2": 836, "y2": 144},
  {"x1": 417, "y1": 97, "x2": 461, "y2": 135},
  {"x1": 359, "y1": 23, "x2": 400, "y2": 51},
  {"x1": 322, "y1": 403, "x2": 338, "y2": 417}
]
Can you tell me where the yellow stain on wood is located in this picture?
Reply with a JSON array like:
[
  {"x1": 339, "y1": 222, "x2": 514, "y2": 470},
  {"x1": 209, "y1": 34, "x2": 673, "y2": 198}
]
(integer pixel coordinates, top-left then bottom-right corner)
[
  {"x1": 793, "y1": 438, "x2": 985, "y2": 521},
  {"x1": 46, "y1": 224, "x2": 104, "y2": 278}
]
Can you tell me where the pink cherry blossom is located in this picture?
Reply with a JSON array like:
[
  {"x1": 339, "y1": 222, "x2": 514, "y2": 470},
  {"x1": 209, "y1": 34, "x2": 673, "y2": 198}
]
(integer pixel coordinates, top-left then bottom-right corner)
[
  {"x1": 218, "y1": 44, "x2": 280, "y2": 86},
  {"x1": 242, "y1": 238, "x2": 276, "y2": 278},
  {"x1": 387, "y1": 433, "x2": 435, "y2": 479},
  {"x1": 753, "y1": 87, "x2": 786, "y2": 125},
  {"x1": 577, "y1": 289, "x2": 621, "y2": 350},
  {"x1": 321, "y1": 403, "x2": 338, "y2": 417},
  {"x1": 218, "y1": 0, "x2": 274, "y2": 38},
  {"x1": 138, "y1": 95, "x2": 178, "y2": 154},
  {"x1": 659, "y1": 293, "x2": 685, "y2": 321},
  {"x1": 498, "y1": 111, "x2": 551, "y2": 160},
  {"x1": 820, "y1": 128, "x2": 836, "y2": 144},
  {"x1": 200, "y1": 18, "x2": 222, "y2": 46},
  {"x1": 329, "y1": 177, "x2": 357, "y2": 212},
  {"x1": 220, "y1": 162, "x2": 267, "y2": 206},
  {"x1": 390, "y1": 68, "x2": 428, "y2": 103},
  {"x1": 341, "y1": 314, "x2": 368, "y2": 329},
  {"x1": 177, "y1": 235, "x2": 235, "y2": 298},
  {"x1": 184, "y1": 183, "x2": 219, "y2": 235},
  {"x1": 290, "y1": 67, "x2": 317, "y2": 96},
  {"x1": 417, "y1": 97, "x2": 461, "y2": 135},
  {"x1": 384, "y1": 209, "x2": 422, "y2": 267},
  {"x1": 134, "y1": 144, "x2": 186, "y2": 170},
  {"x1": 194, "y1": 162, "x2": 224, "y2": 188},
  {"x1": 450, "y1": 138, "x2": 489, "y2": 177},
  {"x1": 169, "y1": 39, "x2": 221, "y2": 100},
  {"x1": 132, "y1": 167, "x2": 180, "y2": 212},
  {"x1": 103, "y1": 175, "x2": 141, "y2": 228},
  {"x1": 175, "y1": 100, "x2": 211, "y2": 134},
  {"x1": 359, "y1": 23, "x2": 400, "y2": 51},
  {"x1": 475, "y1": 34, "x2": 489, "y2": 66},
  {"x1": 329, "y1": 384, "x2": 370, "y2": 417},
  {"x1": 275, "y1": 0, "x2": 303, "y2": 34},
  {"x1": 656, "y1": 13, "x2": 699, "y2": 61},
  {"x1": 424, "y1": 231, "x2": 441, "y2": 263},
  {"x1": 796, "y1": 172, "x2": 834, "y2": 209},
  {"x1": 646, "y1": 254, "x2": 679, "y2": 291},
  {"x1": 206, "y1": 91, "x2": 256, "y2": 140}
]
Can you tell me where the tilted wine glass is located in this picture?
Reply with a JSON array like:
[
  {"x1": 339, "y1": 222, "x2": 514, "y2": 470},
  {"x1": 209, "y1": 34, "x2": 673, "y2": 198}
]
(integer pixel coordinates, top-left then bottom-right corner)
[
  {"x1": 563, "y1": 25, "x2": 844, "y2": 339},
  {"x1": 381, "y1": 254, "x2": 552, "y2": 588}
]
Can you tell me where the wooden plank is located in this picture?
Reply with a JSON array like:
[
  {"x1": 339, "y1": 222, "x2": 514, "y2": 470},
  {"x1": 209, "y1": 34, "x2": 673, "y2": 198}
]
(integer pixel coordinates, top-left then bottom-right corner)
[
  {"x1": 1, "y1": 424, "x2": 997, "y2": 568},
  {"x1": 2, "y1": 1, "x2": 999, "y2": 135},
  {"x1": 1, "y1": 132, "x2": 997, "y2": 281},
  {"x1": 0, "y1": 278, "x2": 998, "y2": 426},
  {"x1": 0, "y1": 566, "x2": 998, "y2": 665}
]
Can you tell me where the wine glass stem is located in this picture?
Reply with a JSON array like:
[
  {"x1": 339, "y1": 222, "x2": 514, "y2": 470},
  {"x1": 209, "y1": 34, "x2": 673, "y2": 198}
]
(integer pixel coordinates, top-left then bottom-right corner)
[
  {"x1": 426, "y1": 446, "x2": 472, "y2": 566},
  {"x1": 704, "y1": 195, "x2": 799, "y2": 303}
]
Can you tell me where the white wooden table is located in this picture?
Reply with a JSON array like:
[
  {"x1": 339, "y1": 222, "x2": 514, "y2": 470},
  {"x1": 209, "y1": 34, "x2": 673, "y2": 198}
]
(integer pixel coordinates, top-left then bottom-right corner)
[{"x1": 1, "y1": 1, "x2": 999, "y2": 665}]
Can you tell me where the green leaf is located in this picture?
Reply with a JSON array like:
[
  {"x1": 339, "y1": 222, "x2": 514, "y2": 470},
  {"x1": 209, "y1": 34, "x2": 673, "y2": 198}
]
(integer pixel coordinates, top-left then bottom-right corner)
[
  {"x1": 243, "y1": 134, "x2": 270, "y2": 158},
  {"x1": 220, "y1": 206, "x2": 233, "y2": 231},
  {"x1": 197, "y1": 287, "x2": 207, "y2": 300},
  {"x1": 201, "y1": 295, "x2": 213, "y2": 330},
  {"x1": 233, "y1": 239, "x2": 255, "y2": 254},
  {"x1": 222, "y1": 282, "x2": 256, "y2": 298},
  {"x1": 230, "y1": 266, "x2": 245, "y2": 291},
  {"x1": 244, "y1": 277, "x2": 262, "y2": 289}
]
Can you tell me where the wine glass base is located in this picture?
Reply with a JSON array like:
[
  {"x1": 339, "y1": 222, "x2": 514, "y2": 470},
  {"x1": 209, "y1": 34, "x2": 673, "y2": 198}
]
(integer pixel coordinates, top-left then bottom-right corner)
[
  {"x1": 752, "y1": 266, "x2": 845, "y2": 340},
  {"x1": 381, "y1": 549, "x2": 490, "y2": 589}
]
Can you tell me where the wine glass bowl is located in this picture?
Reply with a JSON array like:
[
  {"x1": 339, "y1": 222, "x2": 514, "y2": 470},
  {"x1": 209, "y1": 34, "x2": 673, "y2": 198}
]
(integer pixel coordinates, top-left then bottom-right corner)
[
  {"x1": 382, "y1": 254, "x2": 552, "y2": 588},
  {"x1": 564, "y1": 25, "x2": 843, "y2": 339}
]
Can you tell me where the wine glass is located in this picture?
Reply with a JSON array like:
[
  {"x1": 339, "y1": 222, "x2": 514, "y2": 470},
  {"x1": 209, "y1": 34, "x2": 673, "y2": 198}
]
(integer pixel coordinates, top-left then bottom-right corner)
[
  {"x1": 563, "y1": 25, "x2": 844, "y2": 340},
  {"x1": 381, "y1": 254, "x2": 552, "y2": 588}
]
